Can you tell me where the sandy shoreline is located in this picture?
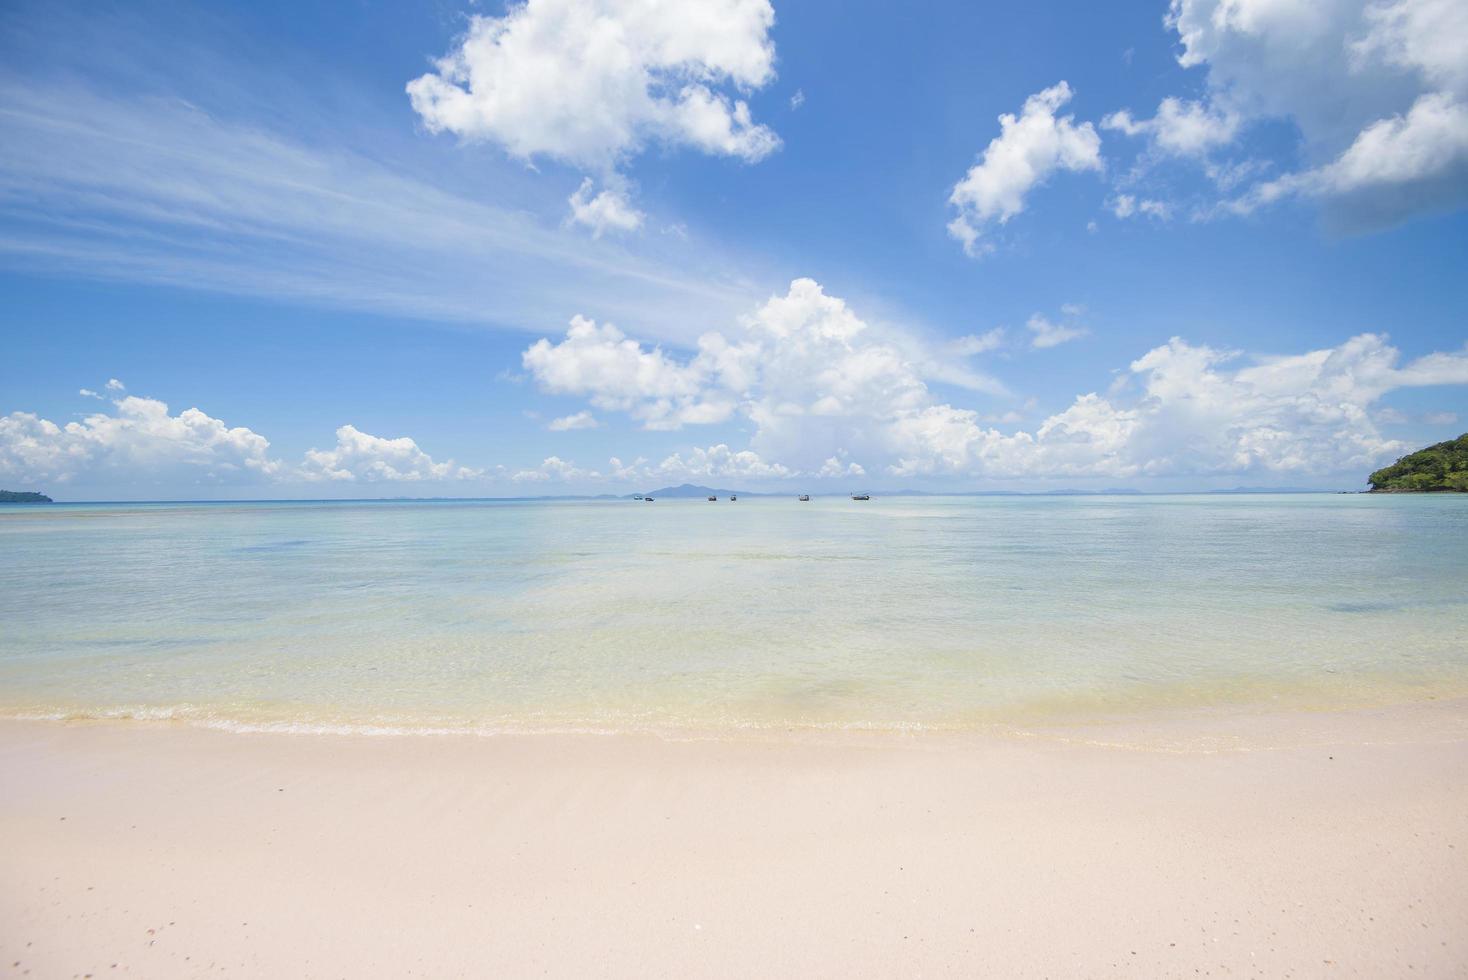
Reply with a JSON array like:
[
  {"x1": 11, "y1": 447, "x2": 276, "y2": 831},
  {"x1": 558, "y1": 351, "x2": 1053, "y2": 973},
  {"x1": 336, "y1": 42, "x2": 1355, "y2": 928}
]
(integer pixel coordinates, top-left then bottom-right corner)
[{"x1": 3, "y1": 703, "x2": 1466, "y2": 978}]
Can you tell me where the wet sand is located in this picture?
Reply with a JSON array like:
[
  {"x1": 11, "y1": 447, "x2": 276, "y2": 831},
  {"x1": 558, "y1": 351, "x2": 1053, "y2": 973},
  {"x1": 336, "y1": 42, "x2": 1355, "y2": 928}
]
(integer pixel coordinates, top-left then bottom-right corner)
[{"x1": 2, "y1": 703, "x2": 1466, "y2": 977}]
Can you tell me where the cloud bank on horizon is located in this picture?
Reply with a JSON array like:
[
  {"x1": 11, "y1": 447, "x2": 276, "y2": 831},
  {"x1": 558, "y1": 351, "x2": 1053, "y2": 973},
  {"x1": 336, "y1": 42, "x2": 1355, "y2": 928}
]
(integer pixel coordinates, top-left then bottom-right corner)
[
  {"x1": 6, "y1": 280, "x2": 1466, "y2": 492},
  {"x1": 520, "y1": 278, "x2": 1468, "y2": 481}
]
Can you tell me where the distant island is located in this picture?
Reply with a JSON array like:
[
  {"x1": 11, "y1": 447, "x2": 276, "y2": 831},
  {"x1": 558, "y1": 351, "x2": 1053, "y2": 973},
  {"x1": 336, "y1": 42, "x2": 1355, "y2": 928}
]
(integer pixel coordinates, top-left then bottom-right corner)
[
  {"x1": 0, "y1": 490, "x2": 53, "y2": 503},
  {"x1": 634, "y1": 483, "x2": 746, "y2": 499},
  {"x1": 1368, "y1": 433, "x2": 1468, "y2": 491}
]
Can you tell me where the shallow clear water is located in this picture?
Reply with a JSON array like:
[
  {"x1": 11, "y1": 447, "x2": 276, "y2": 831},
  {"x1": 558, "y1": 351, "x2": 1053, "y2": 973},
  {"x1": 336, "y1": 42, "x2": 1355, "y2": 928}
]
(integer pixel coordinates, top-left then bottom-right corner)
[{"x1": 2, "y1": 495, "x2": 1466, "y2": 733}]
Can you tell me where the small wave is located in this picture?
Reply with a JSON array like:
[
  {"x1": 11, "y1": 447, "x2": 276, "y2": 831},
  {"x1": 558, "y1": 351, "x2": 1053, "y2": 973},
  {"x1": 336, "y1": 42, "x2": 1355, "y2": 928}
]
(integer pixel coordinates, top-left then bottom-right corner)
[
  {"x1": 0, "y1": 702, "x2": 962, "y2": 741},
  {"x1": 1328, "y1": 600, "x2": 1402, "y2": 613},
  {"x1": 233, "y1": 539, "x2": 312, "y2": 553}
]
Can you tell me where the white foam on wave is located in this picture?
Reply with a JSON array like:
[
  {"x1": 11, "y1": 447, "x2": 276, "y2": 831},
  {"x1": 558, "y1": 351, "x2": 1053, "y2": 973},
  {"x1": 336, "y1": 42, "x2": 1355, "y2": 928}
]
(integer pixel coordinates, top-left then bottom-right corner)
[{"x1": 0, "y1": 701, "x2": 959, "y2": 741}]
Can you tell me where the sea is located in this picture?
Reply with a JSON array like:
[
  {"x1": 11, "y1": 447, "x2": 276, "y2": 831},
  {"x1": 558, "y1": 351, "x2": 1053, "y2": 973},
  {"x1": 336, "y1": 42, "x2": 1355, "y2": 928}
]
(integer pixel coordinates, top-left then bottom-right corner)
[{"x1": 2, "y1": 494, "x2": 1466, "y2": 735}]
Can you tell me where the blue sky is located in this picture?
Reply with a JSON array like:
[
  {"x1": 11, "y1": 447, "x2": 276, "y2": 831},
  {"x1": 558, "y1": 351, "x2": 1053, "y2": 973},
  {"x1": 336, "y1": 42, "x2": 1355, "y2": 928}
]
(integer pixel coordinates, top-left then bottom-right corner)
[{"x1": 2, "y1": 0, "x2": 1466, "y2": 498}]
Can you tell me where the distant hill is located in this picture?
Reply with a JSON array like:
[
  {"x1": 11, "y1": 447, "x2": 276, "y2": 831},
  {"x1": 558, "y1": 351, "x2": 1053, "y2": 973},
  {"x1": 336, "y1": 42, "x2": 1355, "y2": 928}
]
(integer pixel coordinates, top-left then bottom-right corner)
[
  {"x1": 0, "y1": 490, "x2": 53, "y2": 503},
  {"x1": 1369, "y1": 434, "x2": 1468, "y2": 491},
  {"x1": 636, "y1": 483, "x2": 748, "y2": 498}
]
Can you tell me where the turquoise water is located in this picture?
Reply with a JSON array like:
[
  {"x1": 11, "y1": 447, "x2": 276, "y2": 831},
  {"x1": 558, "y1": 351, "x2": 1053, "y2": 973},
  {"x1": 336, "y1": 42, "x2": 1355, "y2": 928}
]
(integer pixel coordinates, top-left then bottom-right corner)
[{"x1": 1, "y1": 495, "x2": 1466, "y2": 733}]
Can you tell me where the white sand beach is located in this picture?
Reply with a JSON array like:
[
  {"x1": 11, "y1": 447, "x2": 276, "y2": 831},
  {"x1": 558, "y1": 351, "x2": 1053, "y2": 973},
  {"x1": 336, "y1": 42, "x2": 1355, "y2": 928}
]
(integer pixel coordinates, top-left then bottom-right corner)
[{"x1": 3, "y1": 702, "x2": 1466, "y2": 978}]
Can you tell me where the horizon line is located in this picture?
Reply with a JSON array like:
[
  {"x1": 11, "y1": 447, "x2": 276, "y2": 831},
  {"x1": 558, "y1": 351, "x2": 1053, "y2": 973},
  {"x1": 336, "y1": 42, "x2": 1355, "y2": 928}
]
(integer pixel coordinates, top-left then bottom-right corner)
[{"x1": 3, "y1": 488, "x2": 1361, "y2": 505}]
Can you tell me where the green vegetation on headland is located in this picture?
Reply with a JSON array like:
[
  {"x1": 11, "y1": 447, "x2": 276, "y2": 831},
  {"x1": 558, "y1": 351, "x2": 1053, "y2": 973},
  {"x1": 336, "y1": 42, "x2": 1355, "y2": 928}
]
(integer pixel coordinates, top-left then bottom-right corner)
[
  {"x1": 0, "y1": 490, "x2": 53, "y2": 503},
  {"x1": 1368, "y1": 434, "x2": 1468, "y2": 491}
]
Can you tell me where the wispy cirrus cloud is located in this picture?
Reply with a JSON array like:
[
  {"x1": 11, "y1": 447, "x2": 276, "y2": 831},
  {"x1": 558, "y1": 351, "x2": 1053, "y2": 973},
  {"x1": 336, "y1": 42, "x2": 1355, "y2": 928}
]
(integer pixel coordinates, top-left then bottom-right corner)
[{"x1": 0, "y1": 78, "x2": 763, "y2": 345}]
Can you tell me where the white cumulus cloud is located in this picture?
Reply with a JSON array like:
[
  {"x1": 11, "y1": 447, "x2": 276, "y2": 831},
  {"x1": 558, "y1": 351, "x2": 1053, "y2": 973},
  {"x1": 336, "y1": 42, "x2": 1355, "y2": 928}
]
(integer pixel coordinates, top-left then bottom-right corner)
[
  {"x1": 1102, "y1": 97, "x2": 1241, "y2": 158},
  {"x1": 567, "y1": 177, "x2": 645, "y2": 237},
  {"x1": 524, "y1": 279, "x2": 1468, "y2": 482},
  {"x1": 522, "y1": 314, "x2": 741, "y2": 429},
  {"x1": 607, "y1": 455, "x2": 647, "y2": 480},
  {"x1": 656, "y1": 443, "x2": 791, "y2": 480},
  {"x1": 818, "y1": 454, "x2": 865, "y2": 478},
  {"x1": 300, "y1": 425, "x2": 480, "y2": 482},
  {"x1": 947, "y1": 82, "x2": 1103, "y2": 256},
  {"x1": 1109, "y1": 194, "x2": 1173, "y2": 220},
  {"x1": 1124, "y1": 0, "x2": 1468, "y2": 228},
  {"x1": 406, "y1": 0, "x2": 780, "y2": 169},
  {"x1": 1026, "y1": 313, "x2": 1089, "y2": 349},
  {"x1": 0, "y1": 395, "x2": 280, "y2": 486},
  {"x1": 0, "y1": 391, "x2": 479, "y2": 489},
  {"x1": 547, "y1": 410, "x2": 601, "y2": 431},
  {"x1": 949, "y1": 328, "x2": 1006, "y2": 356},
  {"x1": 881, "y1": 337, "x2": 1449, "y2": 480},
  {"x1": 513, "y1": 456, "x2": 598, "y2": 482},
  {"x1": 524, "y1": 278, "x2": 956, "y2": 470},
  {"x1": 1241, "y1": 91, "x2": 1468, "y2": 223}
]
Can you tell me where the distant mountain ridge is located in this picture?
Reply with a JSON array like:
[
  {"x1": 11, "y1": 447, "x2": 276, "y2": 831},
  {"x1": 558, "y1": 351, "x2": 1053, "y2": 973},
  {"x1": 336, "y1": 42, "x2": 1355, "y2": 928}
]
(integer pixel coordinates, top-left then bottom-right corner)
[
  {"x1": 1204, "y1": 486, "x2": 1338, "y2": 494},
  {"x1": 625, "y1": 484, "x2": 1350, "y2": 499}
]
